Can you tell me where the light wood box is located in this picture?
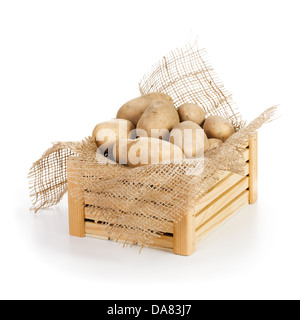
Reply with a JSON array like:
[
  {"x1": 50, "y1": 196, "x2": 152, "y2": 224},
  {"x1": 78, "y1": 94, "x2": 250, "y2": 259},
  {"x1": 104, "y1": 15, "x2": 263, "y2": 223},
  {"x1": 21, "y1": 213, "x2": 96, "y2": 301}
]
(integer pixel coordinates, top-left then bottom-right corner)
[{"x1": 67, "y1": 133, "x2": 258, "y2": 256}]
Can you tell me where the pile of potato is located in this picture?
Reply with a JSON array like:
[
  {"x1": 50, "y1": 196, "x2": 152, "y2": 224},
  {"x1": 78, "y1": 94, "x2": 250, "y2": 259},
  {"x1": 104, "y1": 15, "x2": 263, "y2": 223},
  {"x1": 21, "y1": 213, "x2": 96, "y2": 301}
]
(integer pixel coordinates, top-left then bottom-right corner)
[{"x1": 92, "y1": 92, "x2": 235, "y2": 167}]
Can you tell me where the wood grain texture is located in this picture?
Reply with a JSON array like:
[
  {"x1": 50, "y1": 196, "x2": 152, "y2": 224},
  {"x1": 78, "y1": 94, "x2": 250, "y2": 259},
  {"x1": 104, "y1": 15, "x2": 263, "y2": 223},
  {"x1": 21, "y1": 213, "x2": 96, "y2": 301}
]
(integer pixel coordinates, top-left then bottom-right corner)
[
  {"x1": 67, "y1": 159, "x2": 85, "y2": 237},
  {"x1": 249, "y1": 133, "x2": 258, "y2": 204},
  {"x1": 196, "y1": 190, "x2": 249, "y2": 242},
  {"x1": 173, "y1": 212, "x2": 195, "y2": 256},
  {"x1": 85, "y1": 221, "x2": 174, "y2": 250},
  {"x1": 193, "y1": 173, "x2": 246, "y2": 215},
  {"x1": 192, "y1": 148, "x2": 249, "y2": 215},
  {"x1": 85, "y1": 207, "x2": 174, "y2": 234},
  {"x1": 195, "y1": 176, "x2": 249, "y2": 229}
]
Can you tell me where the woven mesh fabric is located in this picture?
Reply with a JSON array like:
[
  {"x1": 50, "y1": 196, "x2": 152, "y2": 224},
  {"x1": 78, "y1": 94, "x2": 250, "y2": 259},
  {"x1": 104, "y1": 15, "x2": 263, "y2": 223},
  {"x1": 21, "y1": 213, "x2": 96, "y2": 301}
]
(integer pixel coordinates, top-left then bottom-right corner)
[{"x1": 139, "y1": 44, "x2": 245, "y2": 129}]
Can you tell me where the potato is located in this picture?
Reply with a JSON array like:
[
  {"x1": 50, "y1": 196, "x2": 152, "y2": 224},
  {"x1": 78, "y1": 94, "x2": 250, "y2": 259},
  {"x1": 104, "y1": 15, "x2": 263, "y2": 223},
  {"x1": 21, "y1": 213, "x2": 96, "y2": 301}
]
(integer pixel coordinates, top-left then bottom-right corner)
[
  {"x1": 208, "y1": 138, "x2": 223, "y2": 148},
  {"x1": 116, "y1": 92, "x2": 173, "y2": 126},
  {"x1": 136, "y1": 100, "x2": 180, "y2": 140},
  {"x1": 92, "y1": 119, "x2": 135, "y2": 149},
  {"x1": 177, "y1": 103, "x2": 206, "y2": 126},
  {"x1": 112, "y1": 137, "x2": 185, "y2": 167},
  {"x1": 203, "y1": 115, "x2": 235, "y2": 141},
  {"x1": 170, "y1": 121, "x2": 209, "y2": 158},
  {"x1": 112, "y1": 138, "x2": 136, "y2": 164}
]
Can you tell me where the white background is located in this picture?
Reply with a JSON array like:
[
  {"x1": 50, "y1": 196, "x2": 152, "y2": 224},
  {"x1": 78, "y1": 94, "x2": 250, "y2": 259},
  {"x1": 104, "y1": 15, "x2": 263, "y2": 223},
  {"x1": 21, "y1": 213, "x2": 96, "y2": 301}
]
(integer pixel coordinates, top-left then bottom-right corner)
[{"x1": 0, "y1": 0, "x2": 299, "y2": 300}]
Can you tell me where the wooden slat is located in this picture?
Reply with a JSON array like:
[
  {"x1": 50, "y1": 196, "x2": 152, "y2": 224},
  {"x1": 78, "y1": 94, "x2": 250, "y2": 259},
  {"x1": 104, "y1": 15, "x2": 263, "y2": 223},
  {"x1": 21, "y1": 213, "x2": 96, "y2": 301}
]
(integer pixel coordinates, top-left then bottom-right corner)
[
  {"x1": 67, "y1": 159, "x2": 85, "y2": 237},
  {"x1": 196, "y1": 190, "x2": 249, "y2": 242},
  {"x1": 173, "y1": 212, "x2": 195, "y2": 256},
  {"x1": 83, "y1": 192, "x2": 175, "y2": 220},
  {"x1": 86, "y1": 233, "x2": 173, "y2": 252},
  {"x1": 86, "y1": 234, "x2": 110, "y2": 241},
  {"x1": 85, "y1": 221, "x2": 174, "y2": 250},
  {"x1": 85, "y1": 221, "x2": 110, "y2": 240},
  {"x1": 193, "y1": 172, "x2": 247, "y2": 214},
  {"x1": 249, "y1": 133, "x2": 258, "y2": 204},
  {"x1": 195, "y1": 176, "x2": 249, "y2": 228},
  {"x1": 192, "y1": 144, "x2": 249, "y2": 214},
  {"x1": 85, "y1": 207, "x2": 174, "y2": 234}
]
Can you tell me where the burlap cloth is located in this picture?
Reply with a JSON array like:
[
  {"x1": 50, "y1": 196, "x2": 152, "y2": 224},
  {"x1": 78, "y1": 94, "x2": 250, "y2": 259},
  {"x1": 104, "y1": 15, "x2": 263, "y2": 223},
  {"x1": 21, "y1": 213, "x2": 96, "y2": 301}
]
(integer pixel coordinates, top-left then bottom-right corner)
[{"x1": 28, "y1": 43, "x2": 276, "y2": 247}]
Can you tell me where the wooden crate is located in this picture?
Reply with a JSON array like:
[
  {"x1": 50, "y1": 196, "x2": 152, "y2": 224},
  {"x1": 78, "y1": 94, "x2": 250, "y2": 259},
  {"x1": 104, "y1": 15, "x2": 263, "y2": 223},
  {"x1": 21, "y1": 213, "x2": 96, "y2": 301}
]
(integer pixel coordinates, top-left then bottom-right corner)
[{"x1": 67, "y1": 133, "x2": 258, "y2": 256}]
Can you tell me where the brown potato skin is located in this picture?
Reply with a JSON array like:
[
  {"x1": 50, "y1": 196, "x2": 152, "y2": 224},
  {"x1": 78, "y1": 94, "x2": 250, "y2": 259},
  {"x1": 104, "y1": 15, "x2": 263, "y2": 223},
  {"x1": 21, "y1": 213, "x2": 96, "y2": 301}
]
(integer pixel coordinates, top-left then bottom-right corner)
[
  {"x1": 136, "y1": 100, "x2": 180, "y2": 140},
  {"x1": 177, "y1": 103, "x2": 206, "y2": 126},
  {"x1": 116, "y1": 92, "x2": 173, "y2": 126},
  {"x1": 112, "y1": 138, "x2": 136, "y2": 164},
  {"x1": 208, "y1": 138, "x2": 223, "y2": 148},
  {"x1": 170, "y1": 121, "x2": 209, "y2": 158},
  {"x1": 203, "y1": 115, "x2": 235, "y2": 141},
  {"x1": 92, "y1": 119, "x2": 135, "y2": 147},
  {"x1": 113, "y1": 137, "x2": 184, "y2": 167}
]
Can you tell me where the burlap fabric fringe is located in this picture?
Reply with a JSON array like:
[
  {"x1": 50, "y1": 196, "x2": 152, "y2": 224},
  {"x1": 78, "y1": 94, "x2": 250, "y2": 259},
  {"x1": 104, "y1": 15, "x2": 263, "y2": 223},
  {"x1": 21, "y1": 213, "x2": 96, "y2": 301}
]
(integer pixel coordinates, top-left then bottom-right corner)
[{"x1": 28, "y1": 43, "x2": 277, "y2": 247}]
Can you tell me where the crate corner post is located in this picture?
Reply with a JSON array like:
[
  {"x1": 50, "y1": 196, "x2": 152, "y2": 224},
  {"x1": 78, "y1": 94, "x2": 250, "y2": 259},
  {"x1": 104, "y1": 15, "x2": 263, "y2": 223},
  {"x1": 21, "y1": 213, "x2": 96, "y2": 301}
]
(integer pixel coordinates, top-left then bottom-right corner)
[
  {"x1": 173, "y1": 211, "x2": 195, "y2": 256},
  {"x1": 249, "y1": 132, "x2": 258, "y2": 204},
  {"x1": 67, "y1": 158, "x2": 85, "y2": 238}
]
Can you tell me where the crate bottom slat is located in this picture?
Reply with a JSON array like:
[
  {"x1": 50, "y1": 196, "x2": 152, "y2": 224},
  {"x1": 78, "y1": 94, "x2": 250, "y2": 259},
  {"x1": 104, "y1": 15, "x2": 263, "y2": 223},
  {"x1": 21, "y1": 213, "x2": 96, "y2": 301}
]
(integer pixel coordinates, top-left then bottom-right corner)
[
  {"x1": 85, "y1": 221, "x2": 174, "y2": 250},
  {"x1": 86, "y1": 233, "x2": 174, "y2": 253},
  {"x1": 85, "y1": 207, "x2": 174, "y2": 234}
]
